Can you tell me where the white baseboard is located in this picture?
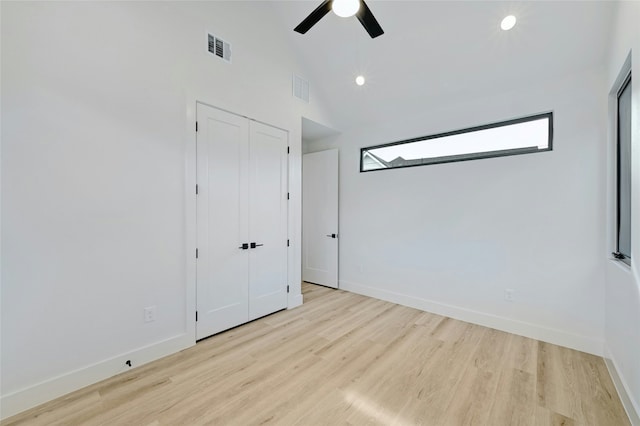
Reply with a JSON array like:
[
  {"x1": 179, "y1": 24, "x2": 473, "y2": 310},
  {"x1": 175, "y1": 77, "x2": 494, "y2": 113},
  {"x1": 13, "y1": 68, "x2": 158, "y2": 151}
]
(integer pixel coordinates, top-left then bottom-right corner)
[
  {"x1": 604, "y1": 345, "x2": 640, "y2": 425},
  {"x1": 288, "y1": 293, "x2": 303, "y2": 309},
  {"x1": 339, "y1": 280, "x2": 604, "y2": 356},
  {"x1": 0, "y1": 333, "x2": 194, "y2": 420}
]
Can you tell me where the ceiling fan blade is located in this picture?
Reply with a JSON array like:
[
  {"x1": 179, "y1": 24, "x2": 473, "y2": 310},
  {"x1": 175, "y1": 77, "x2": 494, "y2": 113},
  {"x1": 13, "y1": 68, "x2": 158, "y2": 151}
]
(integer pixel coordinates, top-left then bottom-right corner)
[
  {"x1": 294, "y1": 0, "x2": 332, "y2": 34},
  {"x1": 356, "y1": 0, "x2": 384, "y2": 38}
]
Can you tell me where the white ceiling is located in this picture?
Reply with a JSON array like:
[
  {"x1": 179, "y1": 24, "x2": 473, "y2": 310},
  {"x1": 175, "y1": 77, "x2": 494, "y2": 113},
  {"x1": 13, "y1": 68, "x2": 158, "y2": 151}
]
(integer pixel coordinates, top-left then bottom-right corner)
[
  {"x1": 270, "y1": 1, "x2": 615, "y2": 132},
  {"x1": 302, "y1": 117, "x2": 341, "y2": 142}
]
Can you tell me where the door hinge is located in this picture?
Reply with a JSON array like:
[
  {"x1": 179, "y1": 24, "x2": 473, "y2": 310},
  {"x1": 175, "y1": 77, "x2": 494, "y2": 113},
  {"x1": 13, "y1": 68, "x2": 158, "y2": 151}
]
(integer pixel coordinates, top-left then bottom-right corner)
[
  {"x1": 196, "y1": 121, "x2": 198, "y2": 132},
  {"x1": 196, "y1": 248, "x2": 199, "y2": 259},
  {"x1": 196, "y1": 311, "x2": 198, "y2": 322},
  {"x1": 196, "y1": 184, "x2": 199, "y2": 195},
  {"x1": 287, "y1": 285, "x2": 290, "y2": 293},
  {"x1": 287, "y1": 192, "x2": 290, "y2": 200},
  {"x1": 287, "y1": 239, "x2": 290, "y2": 247},
  {"x1": 287, "y1": 146, "x2": 290, "y2": 154}
]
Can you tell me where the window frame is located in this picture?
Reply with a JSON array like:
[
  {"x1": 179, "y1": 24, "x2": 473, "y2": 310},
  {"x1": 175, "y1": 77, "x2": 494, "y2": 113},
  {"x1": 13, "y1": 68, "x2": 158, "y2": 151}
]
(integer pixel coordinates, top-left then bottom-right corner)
[
  {"x1": 615, "y1": 71, "x2": 632, "y2": 265},
  {"x1": 359, "y1": 112, "x2": 554, "y2": 173}
]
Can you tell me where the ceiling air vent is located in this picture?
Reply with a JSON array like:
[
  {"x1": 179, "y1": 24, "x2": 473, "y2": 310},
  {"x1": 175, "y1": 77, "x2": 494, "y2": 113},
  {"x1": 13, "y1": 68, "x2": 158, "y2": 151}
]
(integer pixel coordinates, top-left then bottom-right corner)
[
  {"x1": 207, "y1": 33, "x2": 231, "y2": 63},
  {"x1": 293, "y1": 74, "x2": 310, "y2": 103}
]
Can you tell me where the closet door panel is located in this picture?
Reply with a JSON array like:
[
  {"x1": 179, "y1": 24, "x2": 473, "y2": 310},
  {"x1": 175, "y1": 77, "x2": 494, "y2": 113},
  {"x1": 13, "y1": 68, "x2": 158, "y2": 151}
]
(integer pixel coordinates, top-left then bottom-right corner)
[
  {"x1": 196, "y1": 104, "x2": 249, "y2": 340},
  {"x1": 248, "y1": 121, "x2": 288, "y2": 320}
]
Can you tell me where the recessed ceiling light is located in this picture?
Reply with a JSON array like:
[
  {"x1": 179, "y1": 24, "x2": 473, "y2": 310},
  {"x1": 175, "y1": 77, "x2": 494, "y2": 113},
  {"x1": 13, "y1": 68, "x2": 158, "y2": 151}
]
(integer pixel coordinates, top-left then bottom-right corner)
[
  {"x1": 355, "y1": 75, "x2": 365, "y2": 86},
  {"x1": 501, "y1": 15, "x2": 517, "y2": 31},
  {"x1": 332, "y1": 0, "x2": 360, "y2": 18}
]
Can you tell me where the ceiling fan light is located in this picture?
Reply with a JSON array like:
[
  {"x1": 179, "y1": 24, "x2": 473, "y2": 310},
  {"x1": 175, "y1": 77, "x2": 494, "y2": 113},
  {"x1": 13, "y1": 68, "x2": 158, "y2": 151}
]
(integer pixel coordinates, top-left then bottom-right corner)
[
  {"x1": 332, "y1": 0, "x2": 360, "y2": 18},
  {"x1": 501, "y1": 15, "x2": 517, "y2": 31}
]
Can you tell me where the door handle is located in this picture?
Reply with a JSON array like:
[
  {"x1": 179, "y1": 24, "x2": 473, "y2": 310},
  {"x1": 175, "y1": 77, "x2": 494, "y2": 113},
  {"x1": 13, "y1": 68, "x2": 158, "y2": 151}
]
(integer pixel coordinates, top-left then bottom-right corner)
[
  {"x1": 250, "y1": 242, "x2": 264, "y2": 249},
  {"x1": 326, "y1": 234, "x2": 337, "y2": 239},
  {"x1": 238, "y1": 243, "x2": 249, "y2": 250}
]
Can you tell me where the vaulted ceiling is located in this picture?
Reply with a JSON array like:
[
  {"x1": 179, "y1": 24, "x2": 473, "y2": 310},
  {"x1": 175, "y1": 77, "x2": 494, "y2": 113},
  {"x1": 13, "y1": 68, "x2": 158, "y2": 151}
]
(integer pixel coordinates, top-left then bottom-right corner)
[{"x1": 270, "y1": 1, "x2": 615, "y2": 132}]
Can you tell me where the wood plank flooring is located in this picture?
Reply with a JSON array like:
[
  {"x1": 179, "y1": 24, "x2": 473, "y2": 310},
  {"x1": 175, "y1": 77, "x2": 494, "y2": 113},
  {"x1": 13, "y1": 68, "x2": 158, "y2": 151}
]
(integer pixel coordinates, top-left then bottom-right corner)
[{"x1": 3, "y1": 283, "x2": 629, "y2": 425}]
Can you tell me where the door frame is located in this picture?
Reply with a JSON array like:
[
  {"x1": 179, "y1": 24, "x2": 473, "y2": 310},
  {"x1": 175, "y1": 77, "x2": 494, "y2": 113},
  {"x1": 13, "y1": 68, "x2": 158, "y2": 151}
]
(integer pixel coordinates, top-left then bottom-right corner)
[{"x1": 185, "y1": 99, "x2": 299, "y2": 343}]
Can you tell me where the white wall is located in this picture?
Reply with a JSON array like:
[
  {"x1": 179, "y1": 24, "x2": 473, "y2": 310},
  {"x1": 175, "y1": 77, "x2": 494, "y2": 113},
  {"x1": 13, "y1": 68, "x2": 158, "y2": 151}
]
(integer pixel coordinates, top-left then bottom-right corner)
[
  {"x1": 306, "y1": 66, "x2": 608, "y2": 356},
  {"x1": 0, "y1": 1, "x2": 333, "y2": 418},
  {"x1": 604, "y1": 1, "x2": 640, "y2": 422}
]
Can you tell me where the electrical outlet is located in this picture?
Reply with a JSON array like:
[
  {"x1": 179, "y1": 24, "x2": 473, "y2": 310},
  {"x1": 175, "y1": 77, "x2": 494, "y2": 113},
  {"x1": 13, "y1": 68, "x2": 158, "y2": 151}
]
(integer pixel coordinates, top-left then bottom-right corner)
[
  {"x1": 504, "y1": 289, "x2": 515, "y2": 302},
  {"x1": 144, "y1": 306, "x2": 156, "y2": 322}
]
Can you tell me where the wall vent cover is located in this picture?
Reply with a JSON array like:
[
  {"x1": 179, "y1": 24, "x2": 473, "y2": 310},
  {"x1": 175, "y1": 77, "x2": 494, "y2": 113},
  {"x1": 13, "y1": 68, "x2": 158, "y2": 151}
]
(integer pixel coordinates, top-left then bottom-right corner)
[
  {"x1": 207, "y1": 33, "x2": 231, "y2": 63},
  {"x1": 293, "y1": 74, "x2": 310, "y2": 103}
]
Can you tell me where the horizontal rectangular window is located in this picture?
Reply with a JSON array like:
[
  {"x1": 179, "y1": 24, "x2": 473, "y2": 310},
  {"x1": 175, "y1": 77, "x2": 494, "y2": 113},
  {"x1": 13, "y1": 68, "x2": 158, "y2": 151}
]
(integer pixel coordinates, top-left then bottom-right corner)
[{"x1": 360, "y1": 112, "x2": 553, "y2": 172}]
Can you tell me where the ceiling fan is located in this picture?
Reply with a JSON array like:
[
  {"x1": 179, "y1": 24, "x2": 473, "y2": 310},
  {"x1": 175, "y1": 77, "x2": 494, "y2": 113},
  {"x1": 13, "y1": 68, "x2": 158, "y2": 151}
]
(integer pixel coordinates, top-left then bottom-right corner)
[{"x1": 294, "y1": 0, "x2": 384, "y2": 39}]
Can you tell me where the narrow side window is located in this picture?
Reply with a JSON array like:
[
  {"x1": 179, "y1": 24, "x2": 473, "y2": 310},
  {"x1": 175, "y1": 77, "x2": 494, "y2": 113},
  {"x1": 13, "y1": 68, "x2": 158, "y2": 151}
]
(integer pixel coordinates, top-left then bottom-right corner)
[{"x1": 615, "y1": 72, "x2": 632, "y2": 263}]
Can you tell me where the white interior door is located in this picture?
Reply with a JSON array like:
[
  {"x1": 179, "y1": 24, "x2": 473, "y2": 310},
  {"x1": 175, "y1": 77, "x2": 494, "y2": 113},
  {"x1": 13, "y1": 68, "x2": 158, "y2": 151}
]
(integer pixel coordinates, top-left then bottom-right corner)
[
  {"x1": 248, "y1": 121, "x2": 288, "y2": 320},
  {"x1": 196, "y1": 103, "x2": 249, "y2": 340},
  {"x1": 302, "y1": 149, "x2": 339, "y2": 288}
]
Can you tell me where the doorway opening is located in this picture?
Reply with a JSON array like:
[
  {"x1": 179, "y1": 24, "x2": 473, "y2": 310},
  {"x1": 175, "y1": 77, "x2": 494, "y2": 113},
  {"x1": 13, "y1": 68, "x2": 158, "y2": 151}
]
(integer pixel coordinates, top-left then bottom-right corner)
[{"x1": 301, "y1": 117, "x2": 341, "y2": 290}]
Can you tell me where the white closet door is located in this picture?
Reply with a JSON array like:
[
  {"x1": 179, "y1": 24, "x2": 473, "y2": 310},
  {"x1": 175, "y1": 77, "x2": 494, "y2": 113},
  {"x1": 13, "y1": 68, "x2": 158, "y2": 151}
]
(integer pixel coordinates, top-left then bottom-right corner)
[
  {"x1": 248, "y1": 121, "x2": 288, "y2": 320},
  {"x1": 196, "y1": 104, "x2": 249, "y2": 340}
]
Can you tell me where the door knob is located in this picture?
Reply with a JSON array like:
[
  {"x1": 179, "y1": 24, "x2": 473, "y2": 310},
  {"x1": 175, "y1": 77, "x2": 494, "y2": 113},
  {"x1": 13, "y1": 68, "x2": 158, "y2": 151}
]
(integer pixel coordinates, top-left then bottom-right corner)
[
  {"x1": 250, "y1": 242, "x2": 264, "y2": 249},
  {"x1": 238, "y1": 243, "x2": 249, "y2": 250},
  {"x1": 326, "y1": 234, "x2": 337, "y2": 239}
]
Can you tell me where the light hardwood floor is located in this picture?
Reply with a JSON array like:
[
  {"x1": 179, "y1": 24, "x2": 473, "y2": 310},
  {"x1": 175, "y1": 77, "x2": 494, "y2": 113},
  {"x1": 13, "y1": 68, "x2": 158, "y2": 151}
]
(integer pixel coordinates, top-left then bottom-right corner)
[{"x1": 3, "y1": 283, "x2": 629, "y2": 425}]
